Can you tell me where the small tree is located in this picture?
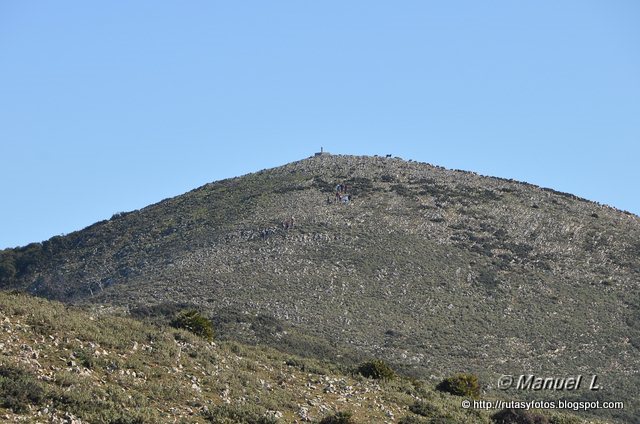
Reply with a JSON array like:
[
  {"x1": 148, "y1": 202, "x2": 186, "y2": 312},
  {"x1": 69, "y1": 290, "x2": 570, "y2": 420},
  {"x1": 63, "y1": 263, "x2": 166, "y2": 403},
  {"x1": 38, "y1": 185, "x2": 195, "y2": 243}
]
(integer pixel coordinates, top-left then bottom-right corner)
[
  {"x1": 435, "y1": 373, "x2": 480, "y2": 398},
  {"x1": 171, "y1": 310, "x2": 214, "y2": 341},
  {"x1": 357, "y1": 359, "x2": 395, "y2": 380}
]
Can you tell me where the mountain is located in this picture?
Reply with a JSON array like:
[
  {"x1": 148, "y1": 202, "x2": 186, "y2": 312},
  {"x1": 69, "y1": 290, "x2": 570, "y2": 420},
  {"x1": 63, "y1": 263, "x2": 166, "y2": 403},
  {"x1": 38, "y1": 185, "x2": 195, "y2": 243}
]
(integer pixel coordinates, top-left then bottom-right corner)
[{"x1": 1, "y1": 154, "x2": 638, "y2": 422}]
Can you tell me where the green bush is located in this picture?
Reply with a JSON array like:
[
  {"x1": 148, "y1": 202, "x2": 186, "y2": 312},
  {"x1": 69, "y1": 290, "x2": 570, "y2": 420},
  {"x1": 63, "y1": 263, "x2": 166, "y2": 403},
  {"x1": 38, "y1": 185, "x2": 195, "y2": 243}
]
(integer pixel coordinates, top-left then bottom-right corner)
[
  {"x1": 202, "y1": 403, "x2": 277, "y2": 423},
  {"x1": 0, "y1": 253, "x2": 17, "y2": 281},
  {"x1": 492, "y1": 408, "x2": 549, "y2": 424},
  {"x1": 547, "y1": 415, "x2": 581, "y2": 424},
  {"x1": 0, "y1": 365, "x2": 45, "y2": 413},
  {"x1": 391, "y1": 184, "x2": 412, "y2": 197},
  {"x1": 435, "y1": 373, "x2": 480, "y2": 398},
  {"x1": 397, "y1": 416, "x2": 426, "y2": 424},
  {"x1": 171, "y1": 310, "x2": 214, "y2": 341},
  {"x1": 425, "y1": 418, "x2": 458, "y2": 424},
  {"x1": 409, "y1": 400, "x2": 440, "y2": 417},
  {"x1": 107, "y1": 415, "x2": 146, "y2": 424},
  {"x1": 319, "y1": 411, "x2": 356, "y2": 424},
  {"x1": 356, "y1": 359, "x2": 395, "y2": 380},
  {"x1": 13, "y1": 243, "x2": 44, "y2": 276},
  {"x1": 73, "y1": 348, "x2": 96, "y2": 369},
  {"x1": 401, "y1": 415, "x2": 458, "y2": 424}
]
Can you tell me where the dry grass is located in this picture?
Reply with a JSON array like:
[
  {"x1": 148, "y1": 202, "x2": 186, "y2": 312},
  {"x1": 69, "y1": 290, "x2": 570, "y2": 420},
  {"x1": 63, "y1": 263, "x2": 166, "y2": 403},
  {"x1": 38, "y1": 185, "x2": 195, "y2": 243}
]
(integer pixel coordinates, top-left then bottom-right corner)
[{"x1": 0, "y1": 291, "x2": 601, "y2": 423}]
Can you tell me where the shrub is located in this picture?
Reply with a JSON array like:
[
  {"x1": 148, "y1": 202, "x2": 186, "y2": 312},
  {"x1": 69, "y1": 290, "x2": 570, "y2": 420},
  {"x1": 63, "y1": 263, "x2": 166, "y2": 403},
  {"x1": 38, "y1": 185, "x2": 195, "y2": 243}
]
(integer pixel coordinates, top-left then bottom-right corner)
[
  {"x1": 492, "y1": 408, "x2": 549, "y2": 424},
  {"x1": 391, "y1": 184, "x2": 412, "y2": 197},
  {"x1": 356, "y1": 359, "x2": 395, "y2": 380},
  {"x1": 0, "y1": 253, "x2": 16, "y2": 281},
  {"x1": 345, "y1": 177, "x2": 374, "y2": 196},
  {"x1": 108, "y1": 415, "x2": 146, "y2": 424},
  {"x1": 409, "y1": 400, "x2": 439, "y2": 417},
  {"x1": 397, "y1": 416, "x2": 425, "y2": 424},
  {"x1": 547, "y1": 415, "x2": 581, "y2": 424},
  {"x1": 426, "y1": 418, "x2": 458, "y2": 424},
  {"x1": 0, "y1": 365, "x2": 45, "y2": 413},
  {"x1": 477, "y1": 269, "x2": 498, "y2": 289},
  {"x1": 202, "y1": 403, "x2": 277, "y2": 423},
  {"x1": 319, "y1": 411, "x2": 356, "y2": 424},
  {"x1": 435, "y1": 373, "x2": 480, "y2": 398},
  {"x1": 400, "y1": 413, "x2": 466, "y2": 424},
  {"x1": 171, "y1": 310, "x2": 214, "y2": 341},
  {"x1": 13, "y1": 243, "x2": 44, "y2": 276},
  {"x1": 73, "y1": 349, "x2": 95, "y2": 369}
]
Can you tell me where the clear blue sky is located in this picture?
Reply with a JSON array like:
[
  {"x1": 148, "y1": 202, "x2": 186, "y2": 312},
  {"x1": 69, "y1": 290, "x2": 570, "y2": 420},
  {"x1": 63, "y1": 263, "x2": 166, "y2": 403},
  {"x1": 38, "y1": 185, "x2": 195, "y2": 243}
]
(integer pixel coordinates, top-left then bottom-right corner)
[{"x1": 1, "y1": 1, "x2": 639, "y2": 249}]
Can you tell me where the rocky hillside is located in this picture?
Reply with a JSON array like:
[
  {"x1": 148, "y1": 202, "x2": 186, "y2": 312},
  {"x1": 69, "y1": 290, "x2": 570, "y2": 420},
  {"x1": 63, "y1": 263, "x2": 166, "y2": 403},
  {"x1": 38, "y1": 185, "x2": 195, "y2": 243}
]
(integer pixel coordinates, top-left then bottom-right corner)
[
  {"x1": 0, "y1": 291, "x2": 607, "y2": 423},
  {"x1": 1, "y1": 154, "x2": 638, "y2": 422}
]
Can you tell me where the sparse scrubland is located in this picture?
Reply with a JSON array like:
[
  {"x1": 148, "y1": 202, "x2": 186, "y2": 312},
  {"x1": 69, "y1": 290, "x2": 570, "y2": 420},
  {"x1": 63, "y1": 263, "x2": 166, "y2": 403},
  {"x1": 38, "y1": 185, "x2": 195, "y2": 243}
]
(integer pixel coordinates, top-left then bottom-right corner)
[{"x1": 0, "y1": 292, "x2": 603, "y2": 423}]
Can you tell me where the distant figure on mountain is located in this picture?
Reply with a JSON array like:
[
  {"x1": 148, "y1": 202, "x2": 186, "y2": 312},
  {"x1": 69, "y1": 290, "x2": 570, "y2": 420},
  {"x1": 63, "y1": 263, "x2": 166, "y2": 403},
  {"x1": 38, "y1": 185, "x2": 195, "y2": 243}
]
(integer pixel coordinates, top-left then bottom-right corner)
[{"x1": 283, "y1": 216, "x2": 295, "y2": 230}]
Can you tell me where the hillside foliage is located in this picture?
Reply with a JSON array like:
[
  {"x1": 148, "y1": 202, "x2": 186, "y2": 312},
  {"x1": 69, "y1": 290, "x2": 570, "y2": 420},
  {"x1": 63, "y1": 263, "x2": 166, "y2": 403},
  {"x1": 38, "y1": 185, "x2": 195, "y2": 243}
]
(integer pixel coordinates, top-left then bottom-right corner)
[{"x1": 0, "y1": 291, "x2": 601, "y2": 423}]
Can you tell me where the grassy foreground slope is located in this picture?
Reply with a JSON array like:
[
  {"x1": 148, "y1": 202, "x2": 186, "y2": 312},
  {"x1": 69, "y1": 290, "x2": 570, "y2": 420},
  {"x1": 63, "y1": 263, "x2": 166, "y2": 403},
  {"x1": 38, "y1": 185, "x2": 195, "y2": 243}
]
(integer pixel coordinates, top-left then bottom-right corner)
[{"x1": 0, "y1": 291, "x2": 601, "y2": 424}]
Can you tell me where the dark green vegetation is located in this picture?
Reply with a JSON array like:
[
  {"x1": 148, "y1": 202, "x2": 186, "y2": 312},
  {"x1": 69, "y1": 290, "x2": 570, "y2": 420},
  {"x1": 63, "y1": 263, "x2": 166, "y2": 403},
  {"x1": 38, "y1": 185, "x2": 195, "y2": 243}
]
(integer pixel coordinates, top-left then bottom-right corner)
[
  {"x1": 0, "y1": 365, "x2": 45, "y2": 413},
  {"x1": 492, "y1": 408, "x2": 550, "y2": 424},
  {"x1": 0, "y1": 291, "x2": 592, "y2": 423},
  {"x1": 436, "y1": 374, "x2": 481, "y2": 399},
  {"x1": 1, "y1": 154, "x2": 638, "y2": 422},
  {"x1": 357, "y1": 359, "x2": 396, "y2": 380},
  {"x1": 202, "y1": 404, "x2": 279, "y2": 424},
  {"x1": 171, "y1": 309, "x2": 215, "y2": 341},
  {"x1": 319, "y1": 411, "x2": 356, "y2": 424}
]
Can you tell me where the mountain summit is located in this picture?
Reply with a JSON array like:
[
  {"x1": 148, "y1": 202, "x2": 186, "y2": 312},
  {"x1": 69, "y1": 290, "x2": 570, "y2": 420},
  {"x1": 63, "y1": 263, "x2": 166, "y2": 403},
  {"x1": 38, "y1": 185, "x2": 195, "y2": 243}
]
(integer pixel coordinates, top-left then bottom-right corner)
[{"x1": 1, "y1": 154, "x2": 638, "y2": 422}]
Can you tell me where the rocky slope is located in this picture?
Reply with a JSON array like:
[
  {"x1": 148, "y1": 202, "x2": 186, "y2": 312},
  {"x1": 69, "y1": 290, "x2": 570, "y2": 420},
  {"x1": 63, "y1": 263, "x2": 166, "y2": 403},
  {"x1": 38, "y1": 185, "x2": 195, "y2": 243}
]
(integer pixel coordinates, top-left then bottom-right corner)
[
  {"x1": 0, "y1": 291, "x2": 607, "y2": 423},
  {"x1": 1, "y1": 154, "x2": 638, "y2": 422}
]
